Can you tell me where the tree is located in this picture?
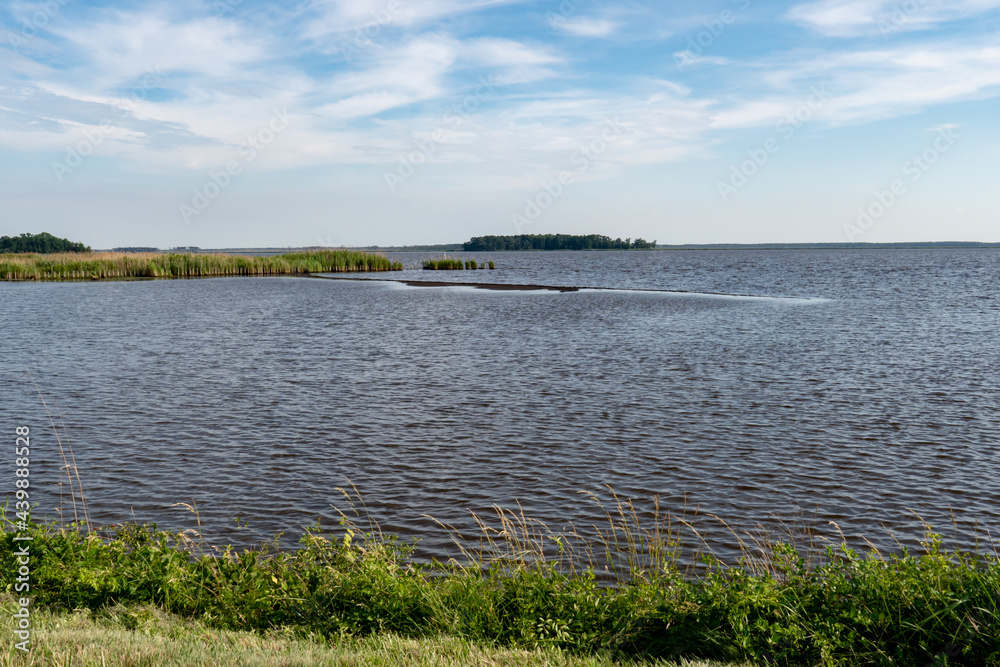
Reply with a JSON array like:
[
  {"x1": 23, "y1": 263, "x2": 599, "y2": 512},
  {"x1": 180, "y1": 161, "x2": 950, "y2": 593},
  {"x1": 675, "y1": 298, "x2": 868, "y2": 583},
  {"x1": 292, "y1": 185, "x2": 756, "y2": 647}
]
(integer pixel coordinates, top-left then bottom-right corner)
[
  {"x1": 0, "y1": 232, "x2": 91, "y2": 254},
  {"x1": 462, "y1": 234, "x2": 659, "y2": 251}
]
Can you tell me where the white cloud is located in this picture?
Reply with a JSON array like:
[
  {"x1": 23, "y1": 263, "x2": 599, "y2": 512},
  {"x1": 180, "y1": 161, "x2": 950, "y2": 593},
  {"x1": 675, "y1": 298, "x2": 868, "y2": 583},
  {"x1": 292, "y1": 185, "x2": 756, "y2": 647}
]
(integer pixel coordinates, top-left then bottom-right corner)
[
  {"x1": 553, "y1": 18, "x2": 619, "y2": 38},
  {"x1": 797, "y1": 42, "x2": 1000, "y2": 125},
  {"x1": 787, "y1": 0, "x2": 1000, "y2": 37},
  {"x1": 331, "y1": 37, "x2": 457, "y2": 96},
  {"x1": 461, "y1": 38, "x2": 561, "y2": 68},
  {"x1": 300, "y1": 0, "x2": 527, "y2": 40},
  {"x1": 693, "y1": 36, "x2": 1000, "y2": 141},
  {"x1": 787, "y1": 0, "x2": 884, "y2": 36},
  {"x1": 48, "y1": 11, "x2": 265, "y2": 82},
  {"x1": 5, "y1": 0, "x2": 1000, "y2": 198},
  {"x1": 459, "y1": 38, "x2": 561, "y2": 83},
  {"x1": 710, "y1": 100, "x2": 801, "y2": 129}
]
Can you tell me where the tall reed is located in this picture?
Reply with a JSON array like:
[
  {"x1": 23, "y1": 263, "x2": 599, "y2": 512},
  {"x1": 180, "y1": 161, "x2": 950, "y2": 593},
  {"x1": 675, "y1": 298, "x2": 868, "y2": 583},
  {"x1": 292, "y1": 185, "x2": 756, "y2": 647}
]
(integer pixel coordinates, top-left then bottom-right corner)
[
  {"x1": 25, "y1": 371, "x2": 91, "y2": 531},
  {"x1": 422, "y1": 258, "x2": 466, "y2": 270},
  {"x1": 0, "y1": 250, "x2": 402, "y2": 281}
]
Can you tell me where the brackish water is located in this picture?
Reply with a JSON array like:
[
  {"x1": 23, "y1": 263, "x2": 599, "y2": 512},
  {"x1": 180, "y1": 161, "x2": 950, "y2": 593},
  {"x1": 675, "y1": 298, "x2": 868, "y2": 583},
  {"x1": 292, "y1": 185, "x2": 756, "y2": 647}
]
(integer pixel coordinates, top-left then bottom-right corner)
[{"x1": 2, "y1": 249, "x2": 998, "y2": 561}]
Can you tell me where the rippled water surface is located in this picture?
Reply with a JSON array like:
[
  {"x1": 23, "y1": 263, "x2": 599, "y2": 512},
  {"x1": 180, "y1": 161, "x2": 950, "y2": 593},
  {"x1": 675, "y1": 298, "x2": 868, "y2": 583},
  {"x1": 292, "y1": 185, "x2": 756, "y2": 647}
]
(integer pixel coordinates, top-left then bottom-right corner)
[{"x1": 3, "y1": 249, "x2": 999, "y2": 560}]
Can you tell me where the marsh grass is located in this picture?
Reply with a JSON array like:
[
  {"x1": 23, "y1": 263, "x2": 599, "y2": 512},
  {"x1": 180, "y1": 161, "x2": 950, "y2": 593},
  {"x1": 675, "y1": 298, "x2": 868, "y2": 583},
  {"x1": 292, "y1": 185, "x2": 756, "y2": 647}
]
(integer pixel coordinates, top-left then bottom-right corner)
[
  {"x1": 21, "y1": 371, "x2": 92, "y2": 533},
  {"x1": 421, "y1": 257, "x2": 496, "y2": 270},
  {"x1": 3, "y1": 482, "x2": 999, "y2": 665},
  {"x1": 0, "y1": 250, "x2": 402, "y2": 281},
  {"x1": 422, "y1": 258, "x2": 466, "y2": 270}
]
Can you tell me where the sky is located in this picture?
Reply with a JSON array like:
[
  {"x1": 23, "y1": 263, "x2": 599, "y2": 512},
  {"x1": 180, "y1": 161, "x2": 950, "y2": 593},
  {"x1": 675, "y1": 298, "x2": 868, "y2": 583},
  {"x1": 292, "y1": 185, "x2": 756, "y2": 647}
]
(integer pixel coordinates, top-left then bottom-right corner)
[{"x1": 1, "y1": 0, "x2": 999, "y2": 248}]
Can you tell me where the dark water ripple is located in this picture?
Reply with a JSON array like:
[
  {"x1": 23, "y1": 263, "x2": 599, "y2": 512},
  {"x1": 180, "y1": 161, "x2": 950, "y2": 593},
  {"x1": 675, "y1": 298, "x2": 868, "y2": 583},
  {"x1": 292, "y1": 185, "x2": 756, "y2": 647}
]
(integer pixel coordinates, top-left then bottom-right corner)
[{"x1": 2, "y1": 249, "x2": 999, "y2": 562}]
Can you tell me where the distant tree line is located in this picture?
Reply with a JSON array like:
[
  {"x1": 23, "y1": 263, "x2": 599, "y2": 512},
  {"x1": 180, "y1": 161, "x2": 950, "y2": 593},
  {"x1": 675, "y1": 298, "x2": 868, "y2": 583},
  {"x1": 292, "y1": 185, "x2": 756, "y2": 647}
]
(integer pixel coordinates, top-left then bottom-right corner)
[
  {"x1": 0, "y1": 232, "x2": 91, "y2": 254},
  {"x1": 463, "y1": 235, "x2": 657, "y2": 251}
]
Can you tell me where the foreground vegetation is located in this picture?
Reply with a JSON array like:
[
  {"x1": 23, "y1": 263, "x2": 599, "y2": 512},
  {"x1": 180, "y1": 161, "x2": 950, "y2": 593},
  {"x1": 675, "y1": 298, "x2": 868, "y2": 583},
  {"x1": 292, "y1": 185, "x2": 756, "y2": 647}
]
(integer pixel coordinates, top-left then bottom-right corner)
[
  {"x1": 2, "y1": 603, "x2": 733, "y2": 667},
  {"x1": 0, "y1": 232, "x2": 90, "y2": 254},
  {"x1": 464, "y1": 235, "x2": 657, "y2": 251},
  {"x1": 0, "y1": 249, "x2": 402, "y2": 280},
  {"x1": 2, "y1": 491, "x2": 998, "y2": 666}
]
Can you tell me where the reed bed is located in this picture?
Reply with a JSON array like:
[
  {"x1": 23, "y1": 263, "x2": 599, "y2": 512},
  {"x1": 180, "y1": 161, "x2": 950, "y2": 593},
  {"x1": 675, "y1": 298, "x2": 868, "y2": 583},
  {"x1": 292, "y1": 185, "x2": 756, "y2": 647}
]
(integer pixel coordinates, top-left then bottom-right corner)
[
  {"x1": 0, "y1": 250, "x2": 402, "y2": 281},
  {"x1": 423, "y1": 258, "x2": 466, "y2": 270},
  {"x1": 3, "y1": 483, "x2": 998, "y2": 665},
  {"x1": 422, "y1": 258, "x2": 496, "y2": 270}
]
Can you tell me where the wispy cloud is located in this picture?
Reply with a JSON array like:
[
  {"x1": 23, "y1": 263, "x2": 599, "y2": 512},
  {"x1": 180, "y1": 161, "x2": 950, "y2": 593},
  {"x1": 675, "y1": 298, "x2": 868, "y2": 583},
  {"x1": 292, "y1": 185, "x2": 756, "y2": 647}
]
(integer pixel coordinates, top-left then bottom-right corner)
[
  {"x1": 787, "y1": 0, "x2": 1000, "y2": 37},
  {"x1": 49, "y1": 10, "x2": 266, "y2": 82},
  {"x1": 5, "y1": 1, "x2": 1000, "y2": 173},
  {"x1": 300, "y1": 0, "x2": 527, "y2": 39},
  {"x1": 3, "y1": 0, "x2": 1000, "y2": 245},
  {"x1": 553, "y1": 17, "x2": 619, "y2": 38},
  {"x1": 724, "y1": 39, "x2": 1000, "y2": 126}
]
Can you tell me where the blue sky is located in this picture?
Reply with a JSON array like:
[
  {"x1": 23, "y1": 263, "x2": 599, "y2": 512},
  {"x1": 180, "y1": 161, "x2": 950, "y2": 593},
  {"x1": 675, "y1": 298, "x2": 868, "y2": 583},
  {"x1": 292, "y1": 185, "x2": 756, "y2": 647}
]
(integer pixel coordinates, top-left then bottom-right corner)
[{"x1": 2, "y1": 0, "x2": 999, "y2": 247}]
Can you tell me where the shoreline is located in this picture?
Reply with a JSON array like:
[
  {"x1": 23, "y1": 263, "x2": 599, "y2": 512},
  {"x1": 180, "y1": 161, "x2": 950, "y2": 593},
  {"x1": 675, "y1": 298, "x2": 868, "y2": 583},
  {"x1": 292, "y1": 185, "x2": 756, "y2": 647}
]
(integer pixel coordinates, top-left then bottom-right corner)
[{"x1": 3, "y1": 507, "x2": 996, "y2": 665}]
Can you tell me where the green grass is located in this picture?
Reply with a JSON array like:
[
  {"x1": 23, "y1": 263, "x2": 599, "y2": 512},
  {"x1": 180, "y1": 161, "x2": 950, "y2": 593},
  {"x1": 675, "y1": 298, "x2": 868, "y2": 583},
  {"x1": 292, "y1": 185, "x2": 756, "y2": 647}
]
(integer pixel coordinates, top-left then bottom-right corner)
[
  {"x1": 0, "y1": 250, "x2": 402, "y2": 281},
  {"x1": 421, "y1": 258, "x2": 496, "y2": 270},
  {"x1": 2, "y1": 490, "x2": 998, "y2": 665},
  {"x1": 0, "y1": 601, "x2": 737, "y2": 667},
  {"x1": 422, "y1": 258, "x2": 466, "y2": 270}
]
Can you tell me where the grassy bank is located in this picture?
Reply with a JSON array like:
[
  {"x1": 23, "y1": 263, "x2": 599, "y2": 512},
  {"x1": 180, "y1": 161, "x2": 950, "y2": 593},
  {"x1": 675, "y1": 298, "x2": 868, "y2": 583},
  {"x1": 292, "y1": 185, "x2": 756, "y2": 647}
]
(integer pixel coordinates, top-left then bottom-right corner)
[
  {"x1": 1, "y1": 603, "x2": 735, "y2": 667},
  {"x1": 2, "y1": 491, "x2": 998, "y2": 665},
  {"x1": 0, "y1": 250, "x2": 402, "y2": 281}
]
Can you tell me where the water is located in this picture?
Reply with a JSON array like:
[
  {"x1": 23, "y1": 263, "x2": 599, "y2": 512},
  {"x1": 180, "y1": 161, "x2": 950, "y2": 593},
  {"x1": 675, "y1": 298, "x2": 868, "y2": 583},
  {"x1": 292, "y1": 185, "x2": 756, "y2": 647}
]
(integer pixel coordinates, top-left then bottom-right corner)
[{"x1": 2, "y1": 249, "x2": 998, "y2": 561}]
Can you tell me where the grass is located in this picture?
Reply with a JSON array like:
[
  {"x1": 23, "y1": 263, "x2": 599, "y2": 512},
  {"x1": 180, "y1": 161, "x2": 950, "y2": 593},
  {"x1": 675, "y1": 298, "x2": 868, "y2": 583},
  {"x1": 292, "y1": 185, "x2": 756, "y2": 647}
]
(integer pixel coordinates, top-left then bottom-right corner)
[
  {"x1": 0, "y1": 250, "x2": 402, "y2": 281},
  {"x1": 2, "y1": 486, "x2": 999, "y2": 666},
  {"x1": 421, "y1": 258, "x2": 496, "y2": 270},
  {"x1": 0, "y1": 601, "x2": 736, "y2": 667},
  {"x1": 422, "y1": 258, "x2": 466, "y2": 270}
]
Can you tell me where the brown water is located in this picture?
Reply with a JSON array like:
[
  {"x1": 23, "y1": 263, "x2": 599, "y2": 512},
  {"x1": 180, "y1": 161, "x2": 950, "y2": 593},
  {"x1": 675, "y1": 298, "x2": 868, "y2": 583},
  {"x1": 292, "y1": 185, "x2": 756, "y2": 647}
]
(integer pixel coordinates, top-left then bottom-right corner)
[{"x1": 2, "y1": 249, "x2": 999, "y2": 561}]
